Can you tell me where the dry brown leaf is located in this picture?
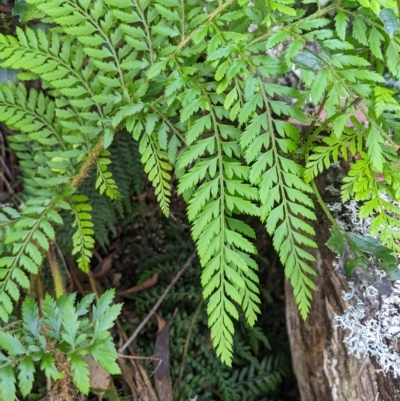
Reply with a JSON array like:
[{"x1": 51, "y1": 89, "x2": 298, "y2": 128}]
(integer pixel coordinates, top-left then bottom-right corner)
[
  {"x1": 112, "y1": 272, "x2": 122, "y2": 286},
  {"x1": 154, "y1": 313, "x2": 167, "y2": 334},
  {"x1": 82, "y1": 356, "x2": 110, "y2": 396},
  {"x1": 118, "y1": 357, "x2": 139, "y2": 399},
  {"x1": 153, "y1": 310, "x2": 178, "y2": 401},
  {"x1": 92, "y1": 254, "x2": 114, "y2": 278},
  {"x1": 118, "y1": 272, "x2": 159, "y2": 296}
]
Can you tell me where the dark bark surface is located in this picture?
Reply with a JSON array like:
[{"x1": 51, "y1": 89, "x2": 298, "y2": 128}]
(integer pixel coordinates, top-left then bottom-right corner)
[{"x1": 372, "y1": 358, "x2": 400, "y2": 401}]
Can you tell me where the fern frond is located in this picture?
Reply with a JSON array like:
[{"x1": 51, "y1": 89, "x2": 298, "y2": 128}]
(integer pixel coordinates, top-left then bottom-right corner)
[
  {"x1": 342, "y1": 157, "x2": 400, "y2": 254},
  {"x1": 96, "y1": 150, "x2": 120, "y2": 200},
  {"x1": 70, "y1": 194, "x2": 95, "y2": 272},
  {"x1": 177, "y1": 80, "x2": 261, "y2": 365},
  {"x1": 109, "y1": 132, "x2": 144, "y2": 212},
  {"x1": 305, "y1": 129, "x2": 363, "y2": 183},
  {"x1": 0, "y1": 82, "x2": 80, "y2": 194},
  {"x1": 0, "y1": 197, "x2": 65, "y2": 321},
  {"x1": 240, "y1": 71, "x2": 318, "y2": 318},
  {"x1": 139, "y1": 130, "x2": 172, "y2": 217},
  {"x1": 26, "y1": 0, "x2": 134, "y2": 96}
]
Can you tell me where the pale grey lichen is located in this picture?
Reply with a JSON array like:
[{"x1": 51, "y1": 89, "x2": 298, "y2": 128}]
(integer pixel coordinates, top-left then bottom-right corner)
[
  {"x1": 335, "y1": 281, "x2": 400, "y2": 377},
  {"x1": 327, "y1": 198, "x2": 372, "y2": 237},
  {"x1": 327, "y1": 185, "x2": 400, "y2": 376}
]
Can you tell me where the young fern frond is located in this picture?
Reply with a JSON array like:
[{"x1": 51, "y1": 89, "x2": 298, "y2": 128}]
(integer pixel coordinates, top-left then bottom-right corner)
[
  {"x1": 96, "y1": 150, "x2": 120, "y2": 200},
  {"x1": 138, "y1": 127, "x2": 172, "y2": 217},
  {"x1": 70, "y1": 194, "x2": 95, "y2": 272}
]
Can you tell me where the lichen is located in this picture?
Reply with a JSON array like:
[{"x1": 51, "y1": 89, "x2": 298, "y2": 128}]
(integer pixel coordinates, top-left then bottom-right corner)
[
  {"x1": 328, "y1": 187, "x2": 400, "y2": 376},
  {"x1": 335, "y1": 281, "x2": 400, "y2": 377}
]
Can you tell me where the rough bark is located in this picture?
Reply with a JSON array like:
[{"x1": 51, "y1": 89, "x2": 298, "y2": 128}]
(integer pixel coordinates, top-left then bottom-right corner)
[
  {"x1": 372, "y1": 359, "x2": 400, "y2": 401},
  {"x1": 285, "y1": 189, "x2": 382, "y2": 400},
  {"x1": 285, "y1": 251, "x2": 378, "y2": 400}
]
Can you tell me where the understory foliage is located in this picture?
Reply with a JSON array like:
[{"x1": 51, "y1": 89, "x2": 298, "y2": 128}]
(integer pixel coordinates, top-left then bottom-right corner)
[
  {"x1": 0, "y1": 289, "x2": 121, "y2": 400},
  {"x1": 0, "y1": 0, "x2": 400, "y2": 369},
  {"x1": 128, "y1": 218, "x2": 290, "y2": 401}
]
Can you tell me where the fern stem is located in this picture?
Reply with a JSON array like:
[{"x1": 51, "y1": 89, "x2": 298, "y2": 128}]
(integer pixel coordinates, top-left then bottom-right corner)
[
  {"x1": 170, "y1": 0, "x2": 235, "y2": 59},
  {"x1": 302, "y1": 92, "x2": 328, "y2": 144},
  {"x1": 67, "y1": 258, "x2": 86, "y2": 296},
  {"x1": 302, "y1": 111, "x2": 343, "y2": 152},
  {"x1": 70, "y1": 138, "x2": 104, "y2": 188},
  {"x1": 0, "y1": 170, "x2": 22, "y2": 204},
  {"x1": 310, "y1": 180, "x2": 341, "y2": 229},
  {"x1": 149, "y1": 103, "x2": 186, "y2": 145},
  {"x1": 116, "y1": 319, "x2": 156, "y2": 399},
  {"x1": 333, "y1": 69, "x2": 398, "y2": 148},
  {"x1": 132, "y1": 0, "x2": 154, "y2": 65},
  {"x1": 47, "y1": 243, "x2": 64, "y2": 298},
  {"x1": 180, "y1": 0, "x2": 185, "y2": 39},
  {"x1": 301, "y1": 94, "x2": 342, "y2": 230},
  {"x1": 35, "y1": 273, "x2": 44, "y2": 313},
  {"x1": 66, "y1": 0, "x2": 127, "y2": 91}
]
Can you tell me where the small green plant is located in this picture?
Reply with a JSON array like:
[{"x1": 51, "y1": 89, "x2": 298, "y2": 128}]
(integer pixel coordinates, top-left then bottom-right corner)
[{"x1": 0, "y1": 289, "x2": 122, "y2": 400}]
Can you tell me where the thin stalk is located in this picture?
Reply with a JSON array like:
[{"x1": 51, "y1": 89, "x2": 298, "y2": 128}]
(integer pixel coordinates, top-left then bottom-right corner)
[
  {"x1": 302, "y1": 92, "x2": 328, "y2": 144},
  {"x1": 132, "y1": 0, "x2": 154, "y2": 64},
  {"x1": 47, "y1": 243, "x2": 64, "y2": 298},
  {"x1": 249, "y1": 2, "x2": 341, "y2": 46},
  {"x1": 170, "y1": 0, "x2": 235, "y2": 58},
  {"x1": 181, "y1": 0, "x2": 185, "y2": 39},
  {"x1": 173, "y1": 300, "x2": 204, "y2": 399},
  {"x1": 310, "y1": 179, "x2": 341, "y2": 229}
]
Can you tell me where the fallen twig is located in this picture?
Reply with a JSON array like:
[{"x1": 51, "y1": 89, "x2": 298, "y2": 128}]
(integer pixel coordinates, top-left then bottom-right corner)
[{"x1": 118, "y1": 251, "x2": 196, "y2": 353}]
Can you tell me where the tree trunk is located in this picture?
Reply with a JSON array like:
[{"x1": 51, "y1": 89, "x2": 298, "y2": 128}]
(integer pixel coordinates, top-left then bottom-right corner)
[
  {"x1": 285, "y1": 250, "x2": 377, "y2": 400},
  {"x1": 285, "y1": 181, "x2": 399, "y2": 401}
]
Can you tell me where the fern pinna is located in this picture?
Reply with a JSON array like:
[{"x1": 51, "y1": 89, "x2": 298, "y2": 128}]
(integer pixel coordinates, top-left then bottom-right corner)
[{"x1": 0, "y1": 0, "x2": 400, "y2": 365}]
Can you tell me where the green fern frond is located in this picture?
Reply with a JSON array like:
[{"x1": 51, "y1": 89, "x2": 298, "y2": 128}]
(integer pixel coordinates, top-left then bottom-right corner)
[
  {"x1": 96, "y1": 150, "x2": 120, "y2": 200},
  {"x1": 0, "y1": 197, "x2": 65, "y2": 321},
  {"x1": 139, "y1": 131, "x2": 172, "y2": 217},
  {"x1": 70, "y1": 194, "x2": 95, "y2": 272},
  {"x1": 1, "y1": 0, "x2": 400, "y2": 368},
  {"x1": 0, "y1": 82, "x2": 78, "y2": 194},
  {"x1": 109, "y1": 132, "x2": 144, "y2": 201},
  {"x1": 177, "y1": 81, "x2": 261, "y2": 364},
  {"x1": 305, "y1": 129, "x2": 363, "y2": 183},
  {"x1": 240, "y1": 73, "x2": 318, "y2": 317}
]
